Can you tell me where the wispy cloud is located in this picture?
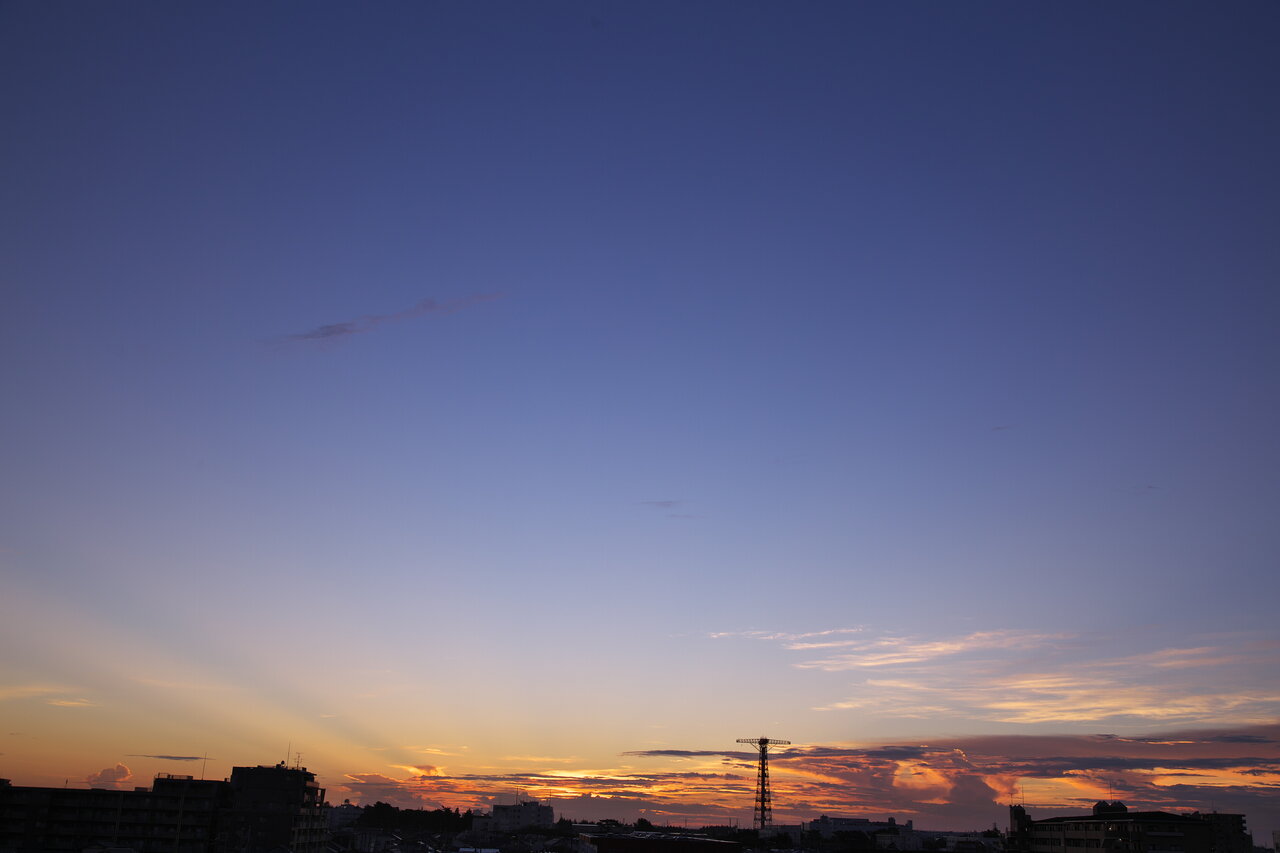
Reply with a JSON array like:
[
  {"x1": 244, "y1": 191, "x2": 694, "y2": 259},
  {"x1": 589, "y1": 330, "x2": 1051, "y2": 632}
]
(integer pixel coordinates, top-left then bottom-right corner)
[
  {"x1": 1092, "y1": 647, "x2": 1247, "y2": 669},
  {"x1": 622, "y1": 748, "x2": 756, "y2": 760},
  {"x1": 0, "y1": 684, "x2": 76, "y2": 702},
  {"x1": 390, "y1": 764, "x2": 441, "y2": 776},
  {"x1": 128, "y1": 754, "x2": 205, "y2": 761},
  {"x1": 793, "y1": 630, "x2": 1059, "y2": 670},
  {"x1": 708, "y1": 627, "x2": 864, "y2": 643},
  {"x1": 404, "y1": 745, "x2": 467, "y2": 756},
  {"x1": 48, "y1": 698, "x2": 97, "y2": 708},
  {"x1": 979, "y1": 678, "x2": 1280, "y2": 725},
  {"x1": 814, "y1": 656, "x2": 1280, "y2": 725},
  {"x1": 278, "y1": 293, "x2": 502, "y2": 344},
  {"x1": 712, "y1": 627, "x2": 1280, "y2": 729},
  {"x1": 131, "y1": 675, "x2": 241, "y2": 692}
]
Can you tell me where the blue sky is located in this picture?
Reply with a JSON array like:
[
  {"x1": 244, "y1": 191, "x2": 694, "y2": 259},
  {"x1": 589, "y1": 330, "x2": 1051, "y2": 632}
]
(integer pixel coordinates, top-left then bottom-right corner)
[{"x1": 2, "y1": 0, "x2": 1278, "y2": 838}]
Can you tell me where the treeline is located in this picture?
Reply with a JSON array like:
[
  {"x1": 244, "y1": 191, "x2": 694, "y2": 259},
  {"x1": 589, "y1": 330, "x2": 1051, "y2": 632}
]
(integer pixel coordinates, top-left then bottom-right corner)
[{"x1": 356, "y1": 802, "x2": 474, "y2": 832}]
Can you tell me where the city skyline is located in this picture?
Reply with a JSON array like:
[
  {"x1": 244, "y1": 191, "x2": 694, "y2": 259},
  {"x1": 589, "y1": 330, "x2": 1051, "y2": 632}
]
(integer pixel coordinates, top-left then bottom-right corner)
[
  {"x1": 5, "y1": 627, "x2": 1278, "y2": 833},
  {"x1": 2, "y1": 0, "x2": 1277, "y2": 845}
]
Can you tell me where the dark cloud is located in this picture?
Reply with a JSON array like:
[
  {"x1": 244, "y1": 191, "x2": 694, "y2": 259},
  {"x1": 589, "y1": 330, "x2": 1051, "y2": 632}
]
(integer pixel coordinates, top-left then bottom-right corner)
[
  {"x1": 621, "y1": 727, "x2": 1280, "y2": 831},
  {"x1": 297, "y1": 322, "x2": 359, "y2": 340},
  {"x1": 341, "y1": 773, "x2": 449, "y2": 810},
  {"x1": 278, "y1": 293, "x2": 502, "y2": 344},
  {"x1": 546, "y1": 793, "x2": 741, "y2": 824},
  {"x1": 1091, "y1": 733, "x2": 1277, "y2": 746},
  {"x1": 985, "y1": 755, "x2": 1280, "y2": 776},
  {"x1": 950, "y1": 725, "x2": 1280, "y2": 758},
  {"x1": 128, "y1": 754, "x2": 205, "y2": 761},
  {"x1": 330, "y1": 727, "x2": 1279, "y2": 837},
  {"x1": 333, "y1": 764, "x2": 757, "y2": 819},
  {"x1": 623, "y1": 749, "x2": 750, "y2": 759},
  {"x1": 782, "y1": 745, "x2": 936, "y2": 761}
]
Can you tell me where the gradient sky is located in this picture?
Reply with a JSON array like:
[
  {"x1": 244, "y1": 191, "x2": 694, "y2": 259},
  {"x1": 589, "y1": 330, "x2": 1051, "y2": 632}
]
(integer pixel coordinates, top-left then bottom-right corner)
[{"x1": 2, "y1": 0, "x2": 1279, "y2": 842}]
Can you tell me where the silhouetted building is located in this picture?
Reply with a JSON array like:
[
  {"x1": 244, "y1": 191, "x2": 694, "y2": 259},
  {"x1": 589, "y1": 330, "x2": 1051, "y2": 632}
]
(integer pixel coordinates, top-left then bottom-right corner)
[
  {"x1": 216, "y1": 763, "x2": 328, "y2": 853},
  {"x1": 0, "y1": 763, "x2": 330, "y2": 853},
  {"x1": 0, "y1": 774, "x2": 230, "y2": 852},
  {"x1": 474, "y1": 800, "x2": 555, "y2": 833},
  {"x1": 1007, "y1": 802, "x2": 1251, "y2": 853},
  {"x1": 1190, "y1": 812, "x2": 1252, "y2": 853},
  {"x1": 807, "y1": 815, "x2": 914, "y2": 838},
  {"x1": 872, "y1": 828, "x2": 1000, "y2": 852},
  {"x1": 326, "y1": 799, "x2": 364, "y2": 829}
]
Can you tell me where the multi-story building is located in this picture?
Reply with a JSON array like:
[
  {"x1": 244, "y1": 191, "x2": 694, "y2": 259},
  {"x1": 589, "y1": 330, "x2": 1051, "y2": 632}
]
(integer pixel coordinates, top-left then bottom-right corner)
[
  {"x1": 1190, "y1": 812, "x2": 1252, "y2": 853},
  {"x1": 480, "y1": 800, "x2": 555, "y2": 832},
  {"x1": 215, "y1": 763, "x2": 328, "y2": 853},
  {"x1": 0, "y1": 762, "x2": 329, "y2": 853},
  {"x1": 0, "y1": 774, "x2": 230, "y2": 852},
  {"x1": 806, "y1": 815, "x2": 915, "y2": 838},
  {"x1": 1007, "y1": 801, "x2": 1250, "y2": 853}
]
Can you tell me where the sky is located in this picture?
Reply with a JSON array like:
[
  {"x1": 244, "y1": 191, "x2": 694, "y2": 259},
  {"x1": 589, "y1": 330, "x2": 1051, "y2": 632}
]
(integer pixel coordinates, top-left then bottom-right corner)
[{"x1": 2, "y1": 0, "x2": 1279, "y2": 841}]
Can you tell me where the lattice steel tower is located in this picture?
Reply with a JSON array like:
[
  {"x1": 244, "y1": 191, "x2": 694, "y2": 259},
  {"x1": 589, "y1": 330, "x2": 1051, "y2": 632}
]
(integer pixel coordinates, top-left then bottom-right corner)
[{"x1": 737, "y1": 736, "x2": 790, "y2": 831}]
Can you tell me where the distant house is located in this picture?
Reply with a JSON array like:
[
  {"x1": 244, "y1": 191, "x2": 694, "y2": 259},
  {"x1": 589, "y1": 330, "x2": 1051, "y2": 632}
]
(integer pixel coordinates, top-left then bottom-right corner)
[{"x1": 327, "y1": 799, "x2": 364, "y2": 829}]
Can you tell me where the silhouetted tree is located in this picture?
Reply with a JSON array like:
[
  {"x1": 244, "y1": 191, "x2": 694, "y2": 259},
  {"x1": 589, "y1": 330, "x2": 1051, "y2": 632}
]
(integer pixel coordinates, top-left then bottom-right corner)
[{"x1": 357, "y1": 802, "x2": 472, "y2": 832}]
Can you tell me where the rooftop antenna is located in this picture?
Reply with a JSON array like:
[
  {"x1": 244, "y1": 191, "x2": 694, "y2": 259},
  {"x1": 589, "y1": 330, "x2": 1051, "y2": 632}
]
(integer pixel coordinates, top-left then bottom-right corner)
[
  {"x1": 201, "y1": 752, "x2": 208, "y2": 781},
  {"x1": 736, "y1": 736, "x2": 790, "y2": 832}
]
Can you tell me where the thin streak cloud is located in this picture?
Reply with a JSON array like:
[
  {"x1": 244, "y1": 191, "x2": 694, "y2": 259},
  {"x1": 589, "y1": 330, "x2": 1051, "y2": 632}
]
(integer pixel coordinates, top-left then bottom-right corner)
[
  {"x1": 708, "y1": 627, "x2": 864, "y2": 642},
  {"x1": 0, "y1": 685, "x2": 74, "y2": 702},
  {"x1": 278, "y1": 293, "x2": 502, "y2": 344},
  {"x1": 791, "y1": 629, "x2": 1059, "y2": 669}
]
